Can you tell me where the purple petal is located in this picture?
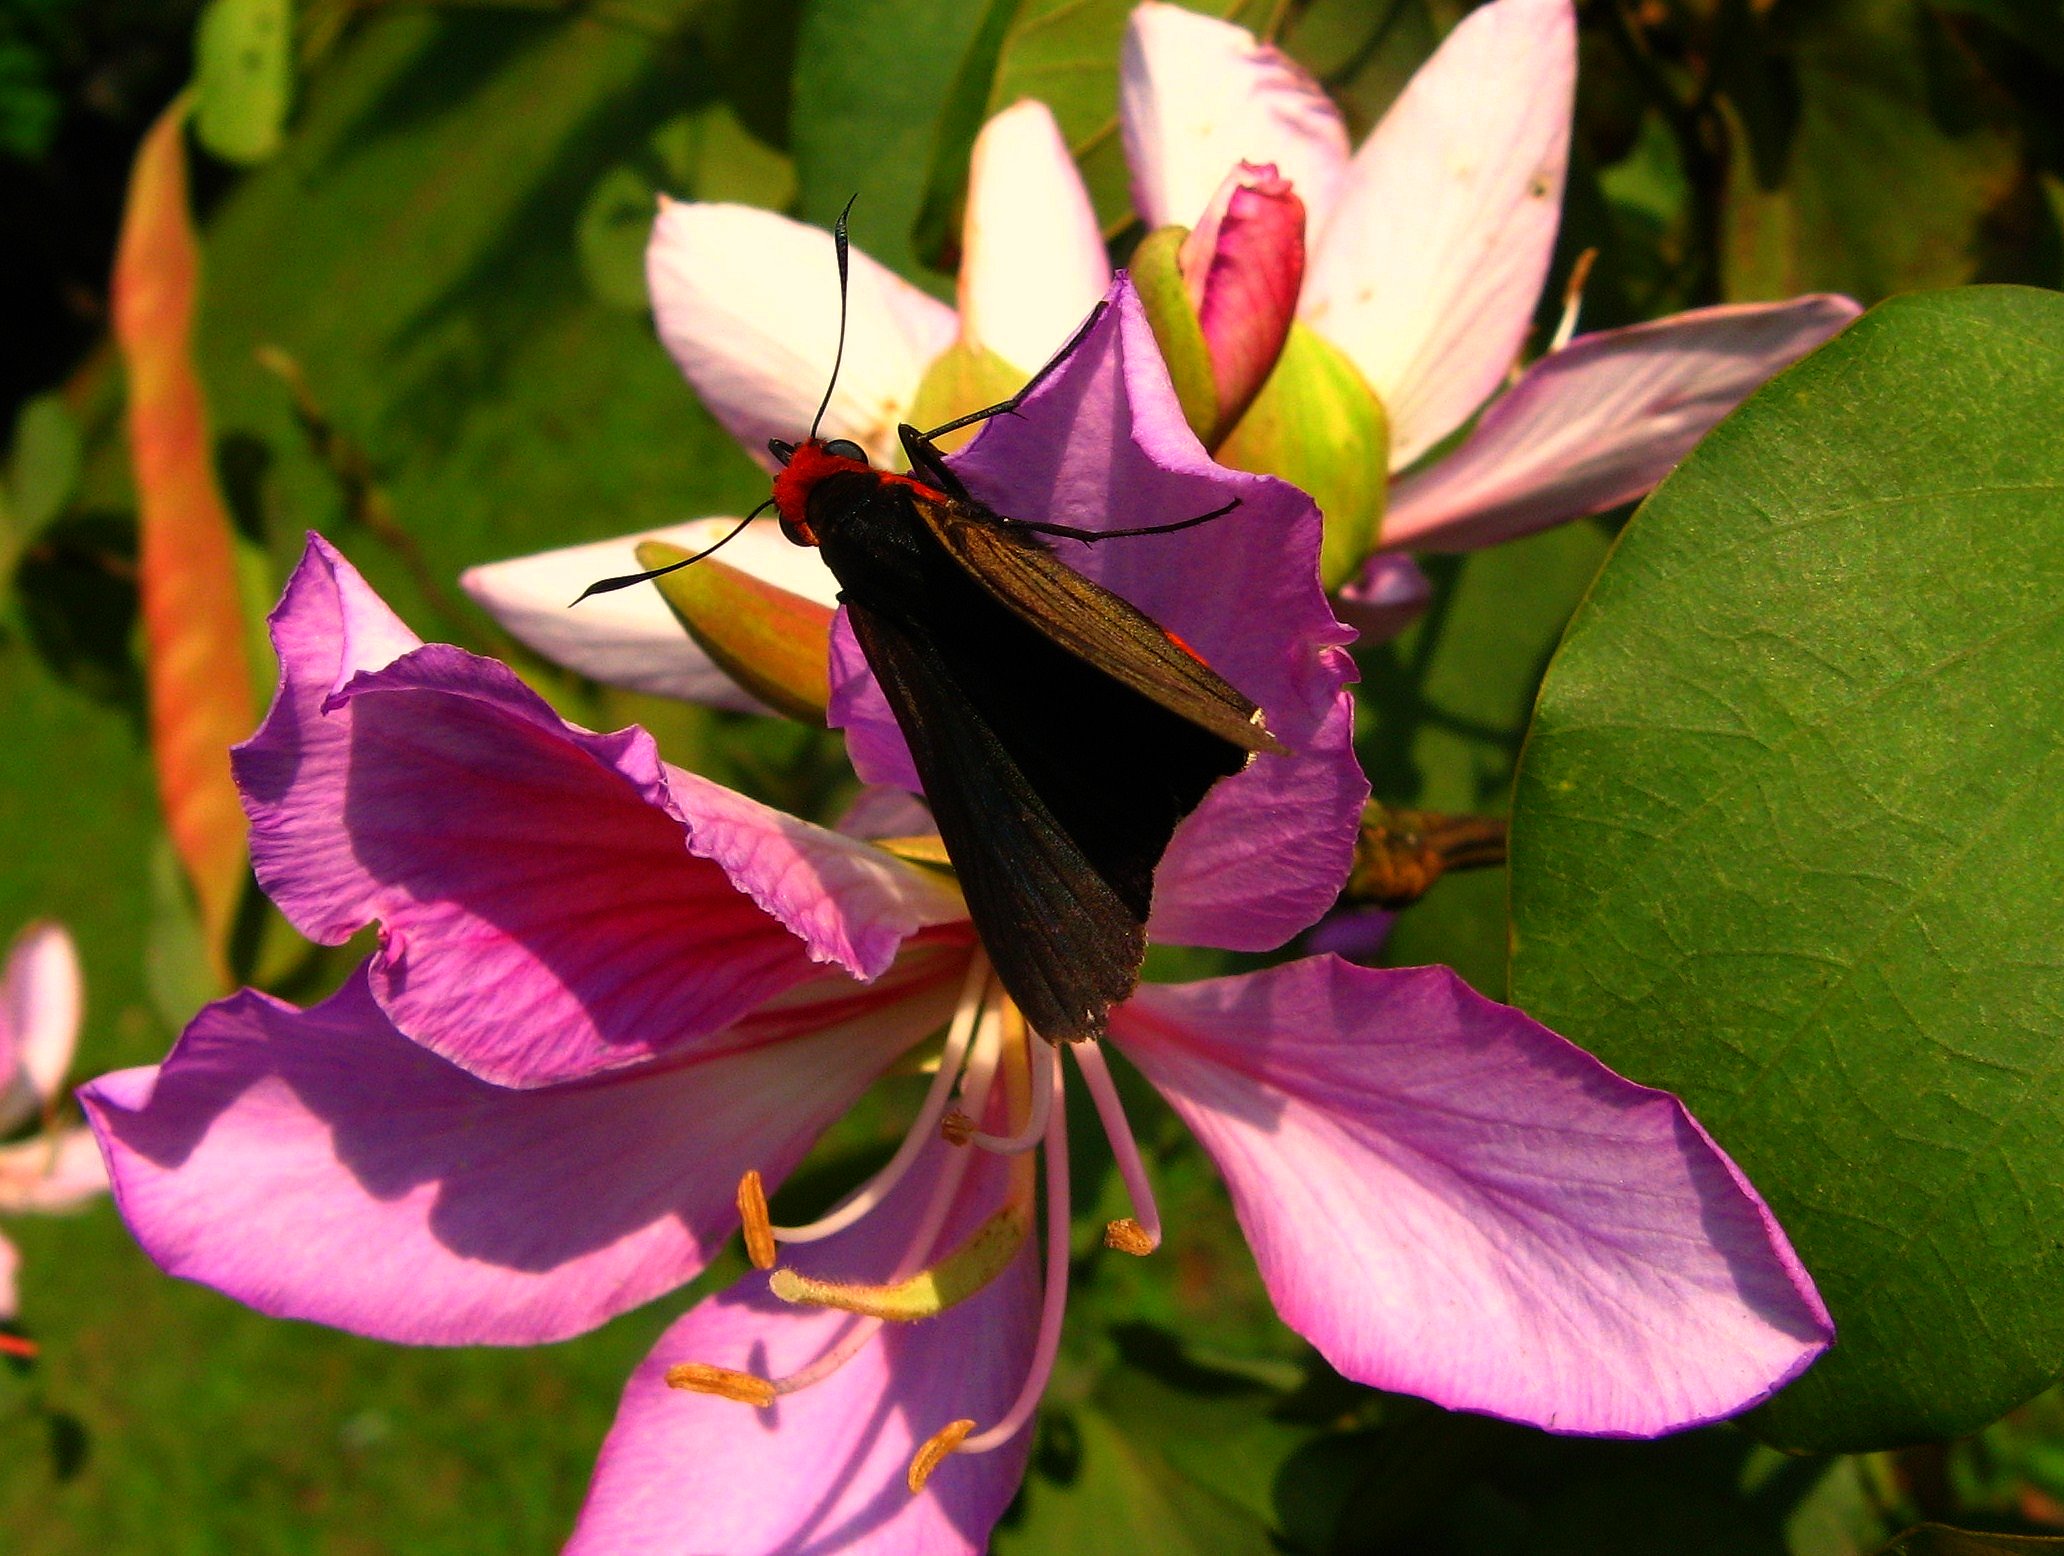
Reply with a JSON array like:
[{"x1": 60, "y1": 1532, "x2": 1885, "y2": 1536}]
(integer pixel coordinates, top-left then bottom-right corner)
[
  {"x1": 1332, "y1": 551, "x2": 1432, "y2": 644},
  {"x1": 460, "y1": 518, "x2": 840, "y2": 710},
  {"x1": 236, "y1": 537, "x2": 963, "y2": 1088},
  {"x1": 648, "y1": 201, "x2": 956, "y2": 470},
  {"x1": 81, "y1": 954, "x2": 965, "y2": 1345},
  {"x1": 1381, "y1": 296, "x2": 1863, "y2": 552},
  {"x1": 1120, "y1": 2, "x2": 1349, "y2": 232},
  {"x1": 829, "y1": 278, "x2": 1365, "y2": 951},
  {"x1": 569, "y1": 1130, "x2": 1036, "y2": 1553},
  {"x1": 1302, "y1": 0, "x2": 1575, "y2": 467},
  {"x1": 1109, "y1": 957, "x2": 1832, "y2": 1435}
]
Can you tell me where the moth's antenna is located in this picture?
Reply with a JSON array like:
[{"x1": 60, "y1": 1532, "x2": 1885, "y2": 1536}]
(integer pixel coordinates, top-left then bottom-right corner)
[
  {"x1": 570, "y1": 498, "x2": 775, "y2": 605},
  {"x1": 808, "y1": 194, "x2": 858, "y2": 442}
]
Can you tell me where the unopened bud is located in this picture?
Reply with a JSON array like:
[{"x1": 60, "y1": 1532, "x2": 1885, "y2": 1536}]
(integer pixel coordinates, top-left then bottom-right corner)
[
  {"x1": 636, "y1": 541, "x2": 832, "y2": 724},
  {"x1": 1180, "y1": 162, "x2": 1306, "y2": 437}
]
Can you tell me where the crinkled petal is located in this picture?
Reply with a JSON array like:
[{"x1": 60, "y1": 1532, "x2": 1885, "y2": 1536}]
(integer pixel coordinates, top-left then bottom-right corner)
[
  {"x1": 1381, "y1": 296, "x2": 1863, "y2": 551},
  {"x1": 0, "y1": 1127, "x2": 106, "y2": 1213},
  {"x1": 648, "y1": 201, "x2": 957, "y2": 470},
  {"x1": 0, "y1": 922, "x2": 81, "y2": 1131},
  {"x1": 459, "y1": 518, "x2": 840, "y2": 710},
  {"x1": 1110, "y1": 957, "x2": 1833, "y2": 1435},
  {"x1": 236, "y1": 536, "x2": 962, "y2": 1088},
  {"x1": 829, "y1": 278, "x2": 1363, "y2": 950},
  {"x1": 960, "y1": 100, "x2": 1109, "y2": 377},
  {"x1": 1333, "y1": 551, "x2": 1432, "y2": 643},
  {"x1": 570, "y1": 1128, "x2": 1035, "y2": 1554},
  {"x1": 1302, "y1": 0, "x2": 1575, "y2": 468},
  {"x1": 1120, "y1": 2, "x2": 1348, "y2": 232},
  {"x1": 81, "y1": 952, "x2": 965, "y2": 1345}
]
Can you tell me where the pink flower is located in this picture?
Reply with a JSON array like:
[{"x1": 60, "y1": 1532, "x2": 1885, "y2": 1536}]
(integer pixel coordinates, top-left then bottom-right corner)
[
  {"x1": 467, "y1": 0, "x2": 1858, "y2": 684},
  {"x1": 84, "y1": 297, "x2": 1828, "y2": 1551},
  {"x1": 0, "y1": 922, "x2": 110, "y2": 1321}
]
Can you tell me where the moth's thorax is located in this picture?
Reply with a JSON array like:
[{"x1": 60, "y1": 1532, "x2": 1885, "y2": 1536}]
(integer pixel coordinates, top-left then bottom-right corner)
[{"x1": 770, "y1": 440, "x2": 868, "y2": 546}]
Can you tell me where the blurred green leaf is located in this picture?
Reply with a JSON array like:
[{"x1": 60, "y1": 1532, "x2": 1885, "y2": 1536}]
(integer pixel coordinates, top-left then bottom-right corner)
[
  {"x1": 1722, "y1": 0, "x2": 2018, "y2": 301},
  {"x1": 7, "y1": 394, "x2": 83, "y2": 543},
  {"x1": 1510, "y1": 287, "x2": 2064, "y2": 1450},
  {"x1": 1358, "y1": 520, "x2": 1613, "y2": 996},
  {"x1": 193, "y1": 0, "x2": 294, "y2": 165},
  {"x1": 1876, "y1": 1528, "x2": 2064, "y2": 1554}
]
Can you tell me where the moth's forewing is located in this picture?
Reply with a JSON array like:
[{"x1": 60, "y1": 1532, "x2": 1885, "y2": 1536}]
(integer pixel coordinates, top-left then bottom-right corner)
[
  {"x1": 817, "y1": 479, "x2": 1252, "y2": 1041},
  {"x1": 917, "y1": 497, "x2": 1286, "y2": 757}
]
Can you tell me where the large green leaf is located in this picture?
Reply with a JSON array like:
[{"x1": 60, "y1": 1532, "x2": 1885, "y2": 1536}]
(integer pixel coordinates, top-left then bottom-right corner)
[
  {"x1": 1876, "y1": 1529, "x2": 2064, "y2": 1555},
  {"x1": 1510, "y1": 287, "x2": 2064, "y2": 1450}
]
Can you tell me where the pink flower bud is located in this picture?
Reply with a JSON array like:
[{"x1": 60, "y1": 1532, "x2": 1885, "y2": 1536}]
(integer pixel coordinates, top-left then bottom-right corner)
[{"x1": 1178, "y1": 162, "x2": 1306, "y2": 434}]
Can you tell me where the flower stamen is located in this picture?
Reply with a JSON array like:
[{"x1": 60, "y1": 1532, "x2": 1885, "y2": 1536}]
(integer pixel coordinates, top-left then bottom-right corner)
[
  {"x1": 908, "y1": 1045, "x2": 1072, "y2": 1488},
  {"x1": 956, "y1": 1014, "x2": 1055, "y2": 1156},
  {"x1": 771, "y1": 951, "x2": 992, "y2": 1248},
  {"x1": 665, "y1": 1362, "x2": 776, "y2": 1408},
  {"x1": 1072, "y1": 1040, "x2": 1163, "y2": 1256},
  {"x1": 736, "y1": 1169, "x2": 776, "y2": 1270}
]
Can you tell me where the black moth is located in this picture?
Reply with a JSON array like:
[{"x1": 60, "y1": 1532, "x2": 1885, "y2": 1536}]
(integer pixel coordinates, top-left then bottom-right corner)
[{"x1": 585, "y1": 206, "x2": 1286, "y2": 1042}]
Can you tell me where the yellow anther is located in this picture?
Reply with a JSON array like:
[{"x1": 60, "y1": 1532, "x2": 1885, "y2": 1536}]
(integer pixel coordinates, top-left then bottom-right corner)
[
  {"x1": 768, "y1": 1197, "x2": 1031, "y2": 1322},
  {"x1": 664, "y1": 1362, "x2": 776, "y2": 1408},
  {"x1": 1103, "y1": 1217, "x2": 1157, "y2": 1256},
  {"x1": 737, "y1": 1169, "x2": 776, "y2": 1270},
  {"x1": 940, "y1": 1110, "x2": 976, "y2": 1146},
  {"x1": 907, "y1": 1419, "x2": 976, "y2": 1493}
]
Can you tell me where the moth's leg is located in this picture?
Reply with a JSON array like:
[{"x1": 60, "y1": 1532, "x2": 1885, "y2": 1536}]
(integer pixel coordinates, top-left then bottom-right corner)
[
  {"x1": 910, "y1": 301, "x2": 1109, "y2": 446},
  {"x1": 1012, "y1": 498, "x2": 1242, "y2": 545},
  {"x1": 897, "y1": 424, "x2": 974, "y2": 501}
]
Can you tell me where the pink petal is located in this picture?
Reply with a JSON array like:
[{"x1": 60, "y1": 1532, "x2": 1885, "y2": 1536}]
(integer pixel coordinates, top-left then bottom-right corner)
[
  {"x1": 648, "y1": 201, "x2": 957, "y2": 470},
  {"x1": 959, "y1": 101, "x2": 1110, "y2": 377},
  {"x1": 1301, "y1": 0, "x2": 1575, "y2": 468},
  {"x1": 829, "y1": 278, "x2": 1365, "y2": 951},
  {"x1": 0, "y1": 1127, "x2": 107, "y2": 1212},
  {"x1": 236, "y1": 537, "x2": 962, "y2": 1088},
  {"x1": 1380, "y1": 296, "x2": 1863, "y2": 551},
  {"x1": 0, "y1": 921, "x2": 81, "y2": 1129},
  {"x1": 1333, "y1": 551, "x2": 1432, "y2": 643},
  {"x1": 569, "y1": 1130, "x2": 1035, "y2": 1553},
  {"x1": 81, "y1": 953, "x2": 964, "y2": 1345},
  {"x1": 1109, "y1": 957, "x2": 1833, "y2": 1435},
  {"x1": 460, "y1": 518, "x2": 841, "y2": 709},
  {"x1": 1120, "y1": 2, "x2": 1348, "y2": 232},
  {"x1": 0, "y1": 1233, "x2": 16, "y2": 1321}
]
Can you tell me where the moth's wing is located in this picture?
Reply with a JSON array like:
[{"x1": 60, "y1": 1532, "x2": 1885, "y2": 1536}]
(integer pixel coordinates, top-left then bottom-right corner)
[
  {"x1": 844, "y1": 598, "x2": 1144, "y2": 1042},
  {"x1": 916, "y1": 498, "x2": 1287, "y2": 756}
]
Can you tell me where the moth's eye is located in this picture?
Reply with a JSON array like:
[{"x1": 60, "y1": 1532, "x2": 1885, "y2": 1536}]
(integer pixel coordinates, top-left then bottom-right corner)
[{"x1": 823, "y1": 438, "x2": 869, "y2": 465}]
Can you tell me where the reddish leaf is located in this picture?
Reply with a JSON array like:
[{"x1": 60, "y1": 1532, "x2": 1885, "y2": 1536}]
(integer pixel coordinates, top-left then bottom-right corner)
[{"x1": 111, "y1": 98, "x2": 256, "y2": 976}]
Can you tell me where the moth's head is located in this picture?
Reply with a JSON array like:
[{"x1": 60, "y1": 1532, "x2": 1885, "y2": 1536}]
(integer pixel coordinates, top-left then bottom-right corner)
[{"x1": 768, "y1": 435, "x2": 871, "y2": 547}]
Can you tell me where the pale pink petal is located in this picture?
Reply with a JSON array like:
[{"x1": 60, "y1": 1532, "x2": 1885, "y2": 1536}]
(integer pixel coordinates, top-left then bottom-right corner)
[
  {"x1": 1120, "y1": 2, "x2": 1348, "y2": 231},
  {"x1": 459, "y1": 518, "x2": 840, "y2": 710},
  {"x1": 1380, "y1": 296, "x2": 1863, "y2": 551},
  {"x1": 570, "y1": 1127, "x2": 1035, "y2": 1555},
  {"x1": 1301, "y1": 0, "x2": 1575, "y2": 467},
  {"x1": 830, "y1": 278, "x2": 1365, "y2": 951},
  {"x1": 959, "y1": 100, "x2": 1109, "y2": 376},
  {"x1": 0, "y1": 1127, "x2": 107, "y2": 1212},
  {"x1": 1110, "y1": 957, "x2": 1833, "y2": 1435},
  {"x1": 648, "y1": 201, "x2": 957, "y2": 470},
  {"x1": 82, "y1": 952, "x2": 964, "y2": 1345},
  {"x1": 1333, "y1": 551, "x2": 1432, "y2": 642},
  {"x1": 236, "y1": 536, "x2": 962, "y2": 1088},
  {"x1": 0, "y1": 922, "x2": 81, "y2": 1128}
]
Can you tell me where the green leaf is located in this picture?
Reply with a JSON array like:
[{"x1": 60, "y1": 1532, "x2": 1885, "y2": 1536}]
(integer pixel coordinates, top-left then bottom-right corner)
[
  {"x1": 7, "y1": 393, "x2": 82, "y2": 542},
  {"x1": 1510, "y1": 287, "x2": 2064, "y2": 1450},
  {"x1": 192, "y1": 0, "x2": 294, "y2": 165},
  {"x1": 984, "y1": 0, "x2": 1276, "y2": 233},
  {"x1": 791, "y1": 0, "x2": 996, "y2": 282},
  {"x1": 1876, "y1": 1528, "x2": 2064, "y2": 1555},
  {"x1": 1721, "y1": 0, "x2": 2018, "y2": 302}
]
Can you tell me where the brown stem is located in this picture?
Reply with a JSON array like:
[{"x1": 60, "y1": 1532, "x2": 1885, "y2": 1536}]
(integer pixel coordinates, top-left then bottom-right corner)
[{"x1": 1342, "y1": 800, "x2": 1508, "y2": 911}]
